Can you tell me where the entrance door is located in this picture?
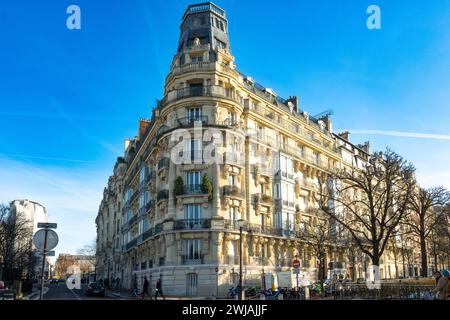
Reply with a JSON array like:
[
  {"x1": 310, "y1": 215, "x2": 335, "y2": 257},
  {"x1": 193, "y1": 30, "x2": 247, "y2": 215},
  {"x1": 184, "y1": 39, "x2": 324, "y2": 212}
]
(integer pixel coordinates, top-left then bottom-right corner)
[{"x1": 186, "y1": 273, "x2": 198, "y2": 296}]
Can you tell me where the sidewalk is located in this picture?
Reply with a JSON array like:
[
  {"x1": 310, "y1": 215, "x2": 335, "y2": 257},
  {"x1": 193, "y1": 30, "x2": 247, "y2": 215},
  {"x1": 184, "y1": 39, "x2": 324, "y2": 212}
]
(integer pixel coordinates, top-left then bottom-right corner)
[
  {"x1": 22, "y1": 285, "x2": 49, "y2": 300},
  {"x1": 105, "y1": 288, "x2": 216, "y2": 300}
]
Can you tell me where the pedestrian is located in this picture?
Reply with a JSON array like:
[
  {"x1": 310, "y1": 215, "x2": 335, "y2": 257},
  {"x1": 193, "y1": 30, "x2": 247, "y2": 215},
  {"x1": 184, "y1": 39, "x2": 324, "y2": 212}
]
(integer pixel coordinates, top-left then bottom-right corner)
[
  {"x1": 434, "y1": 271, "x2": 442, "y2": 286},
  {"x1": 154, "y1": 278, "x2": 165, "y2": 300},
  {"x1": 434, "y1": 270, "x2": 449, "y2": 300},
  {"x1": 141, "y1": 276, "x2": 150, "y2": 300},
  {"x1": 116, "y1": 277, "x2": 120, "y2": 289},
  {"x1": 132, "y1": 278, "x2": 139, "y2": 297}
]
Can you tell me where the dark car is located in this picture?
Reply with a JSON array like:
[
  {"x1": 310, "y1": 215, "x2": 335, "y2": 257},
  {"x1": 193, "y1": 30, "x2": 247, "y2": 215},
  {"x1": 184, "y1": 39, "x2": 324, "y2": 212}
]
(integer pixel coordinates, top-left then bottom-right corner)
[
  {"x1": 50, "y1": 278, "x2": 59, "y2": 284},
  {"x1": 85, "y1": 282, "x2": 105, "y2": 297}
]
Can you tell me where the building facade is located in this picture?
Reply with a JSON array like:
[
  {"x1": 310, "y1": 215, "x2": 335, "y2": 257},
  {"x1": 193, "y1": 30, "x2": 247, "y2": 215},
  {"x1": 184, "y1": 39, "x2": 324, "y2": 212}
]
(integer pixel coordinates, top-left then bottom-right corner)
[
  {"x1": 10, "y1": 199, "x2": 51, "y2": 278},
  {"x1": 96, "y1": 2, "x2": 424, "y2": 297},
  {"x1": 95, "y1": 158, "x2": 127, "y2": 283}
]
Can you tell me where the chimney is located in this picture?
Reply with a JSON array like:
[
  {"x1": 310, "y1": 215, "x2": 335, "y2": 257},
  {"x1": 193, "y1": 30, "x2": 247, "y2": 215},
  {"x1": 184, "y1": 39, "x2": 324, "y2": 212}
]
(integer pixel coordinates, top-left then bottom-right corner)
[
  {"x1": 358, "y1": 141, "x2": 371, "y2": 154},
  {"x1": 286, "y1": 96, "x2": 299, "y2": 112},
  {"x1": 338, "y1": 131, "x2": 350, "y2": 141},
  {"x1": 138, "y1": 119, "x2": 151, "y2": 138}
]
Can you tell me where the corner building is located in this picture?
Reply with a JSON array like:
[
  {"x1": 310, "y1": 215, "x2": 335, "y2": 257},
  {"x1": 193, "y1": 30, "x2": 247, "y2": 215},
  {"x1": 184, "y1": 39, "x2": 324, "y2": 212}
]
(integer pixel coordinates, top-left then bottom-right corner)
[{"x1": 96, "y1": 2, "x2": 422, "y2": 297}]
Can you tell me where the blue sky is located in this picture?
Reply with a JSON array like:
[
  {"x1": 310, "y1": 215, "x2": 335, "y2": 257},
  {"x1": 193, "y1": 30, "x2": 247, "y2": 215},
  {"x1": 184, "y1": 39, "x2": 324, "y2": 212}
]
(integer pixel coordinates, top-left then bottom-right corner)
[{"x1": 1, "y1": 0, "x2": 450, "y2": 261}]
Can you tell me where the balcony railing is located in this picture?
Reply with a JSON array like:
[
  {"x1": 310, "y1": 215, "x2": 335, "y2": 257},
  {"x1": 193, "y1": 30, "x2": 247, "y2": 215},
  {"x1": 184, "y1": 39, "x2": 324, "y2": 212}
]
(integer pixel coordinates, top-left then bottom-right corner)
[
  {"x1": 252, "y1": 256, "x2": 269, "y2": 266},
  {"x1": 157, "y1": 158, "x2": 170, "y2": 171},
  {"x1": 183, "y1": 184, "x2": 204, "y2": 195},
  {"x1": 222, "y1": 185, "x2": 243, "y2": 198},
  {"x1": 160, "y1": 85, "x2": 241, "y2": 108},
  {"x1": 181, "y1": 254, "x2": 204, "y2": 265},
  {"x1": 125, "y1": 238, "x2": 138, "y2": 251},
  {"x1": 174, "y1": 219, "x2": 211, "y2": 230},
  {"x1": 177, "y1": 116, "x2": 208, "y2": 127},
  {"x1": 128, "y1": 214, "x2": 138, "y2": 226},
  {"x1": 142, "y1": 228, "x2": 154, "y2": 242},
  {"x1": 157, "y1": 190, "x2": 169, "y2": 202},
  {"x1": 253, "y1": 193, "x2": 273, "y2": 206},
  {"x1": 244, "y1": 100, "x2": 340, "y2": 156},
  {"x1": 275, "y1": 199, "x2": 295, "y2": 209},
  {"x1": 146, "y1": 200, "x2": 156, "y2": 212}
]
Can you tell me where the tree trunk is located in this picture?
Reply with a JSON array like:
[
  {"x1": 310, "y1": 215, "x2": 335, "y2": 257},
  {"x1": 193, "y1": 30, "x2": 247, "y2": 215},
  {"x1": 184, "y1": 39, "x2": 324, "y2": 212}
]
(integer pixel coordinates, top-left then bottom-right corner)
[{"x1": 420, "y1": 235, "x2": 428, "y2": 277}]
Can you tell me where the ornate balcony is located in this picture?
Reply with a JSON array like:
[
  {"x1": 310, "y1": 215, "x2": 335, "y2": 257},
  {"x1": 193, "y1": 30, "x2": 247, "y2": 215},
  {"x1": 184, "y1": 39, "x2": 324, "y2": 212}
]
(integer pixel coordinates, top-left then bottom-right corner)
[
  {"x1": 157, "y1": 189, "x2": 169, "y2": 202},
  {"x1": 183, "y1": 183, "x2": 204, "y2": 195},
  {"x1": 157, "y1": 157, "x2": 170, "y2": 171},
  {"x1": 177, "y1": 116, "x2": 208, "y2": 127},
  {"x1": 222, "y1": 185, "x2": 243, "y2": 198},
  {"x1": 181, "y1": 254, "x2": 205, "y2": 265},
  {"x1": 174, "y1": 219, "x2": 211, "y2": 230}
]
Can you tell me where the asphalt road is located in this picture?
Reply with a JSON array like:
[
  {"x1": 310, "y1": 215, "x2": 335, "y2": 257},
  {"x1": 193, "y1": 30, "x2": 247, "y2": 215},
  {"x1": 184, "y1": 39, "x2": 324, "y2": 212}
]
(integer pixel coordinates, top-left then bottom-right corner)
[{"x1": 44, "y1": 282, "x2": 117, "y2": 300}]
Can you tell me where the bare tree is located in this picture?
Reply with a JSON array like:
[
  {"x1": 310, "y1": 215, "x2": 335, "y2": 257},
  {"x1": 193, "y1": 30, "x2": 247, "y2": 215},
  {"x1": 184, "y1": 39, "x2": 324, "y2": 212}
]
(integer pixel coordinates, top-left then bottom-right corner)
[
  {"x1": 403, "y1": 187, "x2": 450, "y2": 276},
  {"x1": 0, "y1": 204, "x2": 34, "y2": 282},
  {"x1": 318, "y1": 149, "x2": 416, "y2": 268},
  {"x1": 298, "y1": 210, "x2": 333, "y2": 287}
]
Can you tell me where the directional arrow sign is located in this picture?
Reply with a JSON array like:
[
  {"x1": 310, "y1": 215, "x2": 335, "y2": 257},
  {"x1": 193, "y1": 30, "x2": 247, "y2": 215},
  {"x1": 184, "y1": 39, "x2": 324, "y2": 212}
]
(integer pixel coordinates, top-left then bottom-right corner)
[{"x1": 37, "y1": 222, "x2": 57, "y2": 229}]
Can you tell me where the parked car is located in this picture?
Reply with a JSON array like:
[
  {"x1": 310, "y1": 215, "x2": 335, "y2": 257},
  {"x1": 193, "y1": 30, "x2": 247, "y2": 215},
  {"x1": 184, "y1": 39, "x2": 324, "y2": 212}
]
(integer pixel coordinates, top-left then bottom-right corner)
[
  {"x1": 0, "y1": 281, "x2": 5, "y2": 290},
  {"x1": 85, "y1": 282, "x2": 105, "y2": 297}
]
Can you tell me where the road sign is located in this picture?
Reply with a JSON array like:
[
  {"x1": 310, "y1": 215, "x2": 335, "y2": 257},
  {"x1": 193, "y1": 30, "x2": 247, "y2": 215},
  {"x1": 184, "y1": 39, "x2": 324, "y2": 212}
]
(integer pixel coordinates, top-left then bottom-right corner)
[
  {"x1": 35, "y1": 250, "x2": 55, "y2": 256},
  {"x1": 292, "y1": 259, "x2": 300, "y2": 269},
  {"x1": 33, "y1": 229, "x2": 59, "y2": 251},
  {"x1": 37, "y1": 222, "x2": 57, "y2": 229},
  {"x1": 292, "y1": 268, "x2": 300, "y2": 275}
]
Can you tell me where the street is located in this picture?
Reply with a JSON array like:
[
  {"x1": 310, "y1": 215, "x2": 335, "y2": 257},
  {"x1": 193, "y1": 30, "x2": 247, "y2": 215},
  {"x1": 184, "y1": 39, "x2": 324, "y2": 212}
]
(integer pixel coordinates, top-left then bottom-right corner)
[{"x1": 43, "y1": 282, "x2": 118, "y2": 300}]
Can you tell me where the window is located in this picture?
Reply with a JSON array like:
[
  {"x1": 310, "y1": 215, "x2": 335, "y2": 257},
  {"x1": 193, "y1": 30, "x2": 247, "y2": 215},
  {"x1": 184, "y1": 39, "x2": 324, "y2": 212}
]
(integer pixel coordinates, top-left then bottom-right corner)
[
  {"x1": 298, "y1": 196, "x2": 306, "y2": 212},
  {"x1": 125, "y1": 188, "x2": 133, "y2": 202},
  {"x1": 219, "y1": 20, "x2": 224, "y2": 31},
  {"x1": 228, "y1": 174, "x2": 236, "y2": 186},
  {"x1": 184, "y1": 239, "x2": 201, "y2": 260},
  {"x1": 140, "y1": 166, "x2": 148, "y2": 184},
  {"x1": 185, "y1": 204, "x2": 202, "y2": 220},
  {"x1": 139, "y1": 191, "x2": 149, "y2": 209},
  {"x1": 187, "y1": 107, "x2": 202, "y2": 122},
  {"x1": 187, "y1": 139, "x2": 202, "y2": 162},
  {"x1": 313, "y1": 151, "x2": 320, "y2": 164},
  {"x1": 215, "y1": 38, "x2": 226, "y2": 50},
  {"x1": 186, "y1": 171, "x2": 201, "y2": 189},
  {"x1": 274, "y1": 212, "x2": 282, "y2": 229},
  {"x1": 227, "y1": 112, "x2": 237, "y2": 125},
  {"x1": 229, "y1": 206, "x2": 238, "y2": 222},
  {"x1": 190, "y1": 55, "x2": 203, "y2": 63}
]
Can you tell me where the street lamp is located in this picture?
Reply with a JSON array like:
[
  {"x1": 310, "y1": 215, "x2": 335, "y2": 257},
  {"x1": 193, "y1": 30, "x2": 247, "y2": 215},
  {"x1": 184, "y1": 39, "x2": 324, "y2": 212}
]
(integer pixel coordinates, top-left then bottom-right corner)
[
  {"x1": 236, "y1": 219, "x2": 246, "y2": 300},
  {"x1": 261, "y1": 268, "x2": 266, "y2": 291}
]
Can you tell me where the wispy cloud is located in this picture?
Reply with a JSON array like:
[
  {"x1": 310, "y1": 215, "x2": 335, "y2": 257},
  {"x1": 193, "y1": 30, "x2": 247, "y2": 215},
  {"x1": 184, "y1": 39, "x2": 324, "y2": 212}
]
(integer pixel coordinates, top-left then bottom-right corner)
[
  {"x1": 0, "y1": 153, "x2": 94, "y2": 163},
  {"x1": 0, "y1": 156, "x2": 109, "y2": 261},
  {"x1": 346, "y1": 129, "x2": 450, "y2": 141}
]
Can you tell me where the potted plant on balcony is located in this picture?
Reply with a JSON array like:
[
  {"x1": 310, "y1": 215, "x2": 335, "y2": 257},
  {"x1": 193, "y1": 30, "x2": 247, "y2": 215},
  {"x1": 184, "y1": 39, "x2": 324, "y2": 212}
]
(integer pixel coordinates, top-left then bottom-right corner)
[
  {"x1": 174, "y1": 176, "x2": 184, "y2": 202},
  {"x1": 201, "y1": 173, "x2": 213, "y2": 202}
]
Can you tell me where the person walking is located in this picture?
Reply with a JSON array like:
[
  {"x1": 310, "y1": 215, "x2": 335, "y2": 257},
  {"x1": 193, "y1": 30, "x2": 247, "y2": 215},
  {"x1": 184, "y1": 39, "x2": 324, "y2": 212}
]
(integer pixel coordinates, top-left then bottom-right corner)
[
  {"x1": 434, "y1": 270, "x2": 449, "y2": 300},
  {"x1": 154, "y1": 278, "x2": 165, "y2": 300},
  {"x1": 141, "y1": 277, "x2": 150, "y2": 300}
]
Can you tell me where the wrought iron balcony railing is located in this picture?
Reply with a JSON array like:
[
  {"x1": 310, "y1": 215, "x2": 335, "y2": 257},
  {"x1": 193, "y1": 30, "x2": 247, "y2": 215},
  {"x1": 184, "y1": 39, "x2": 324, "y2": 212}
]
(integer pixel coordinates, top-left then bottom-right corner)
[
  {"x1": 181, "y1": 254, "x2": 204, "y2": 265},
  {"x1": 174, "y1": 219, "x2": 211, "y2": 230},
  {"x1": 177, "y1": 116, "x2": 208, "y2": 127},
  {"x1": 222, "y1": 185, "x2": 243, "y2": 197},
  {"x1": 157, "y1": 157, "x2": 170, "y2": 171},
  {"x1": 183, "y1": 183, "x2": 204, "y2": 195},
  {"x1": 157, "y1": 190, "x2": 169, "y2": 202}
]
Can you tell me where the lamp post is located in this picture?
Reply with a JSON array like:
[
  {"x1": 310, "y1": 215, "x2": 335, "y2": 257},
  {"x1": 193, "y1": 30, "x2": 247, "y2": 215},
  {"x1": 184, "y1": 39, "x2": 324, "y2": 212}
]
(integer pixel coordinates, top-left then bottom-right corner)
[
  {"x1": 261, "y1": 268, "x2": 266, "y2": 291},
  {"x1": 236, "y1": 219, "x2": 246, "y2": 300}
]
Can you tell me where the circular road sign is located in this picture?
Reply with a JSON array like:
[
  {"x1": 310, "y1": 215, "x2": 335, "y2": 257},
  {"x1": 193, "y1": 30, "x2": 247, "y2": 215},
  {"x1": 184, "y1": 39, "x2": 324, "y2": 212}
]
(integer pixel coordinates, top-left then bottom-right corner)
[
  {"x1": 33, "y1": 229, "x2": 59, "y2": 251},
  {"x1": 293, "y1": 259, "x2": 300, "y2": 269}
]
